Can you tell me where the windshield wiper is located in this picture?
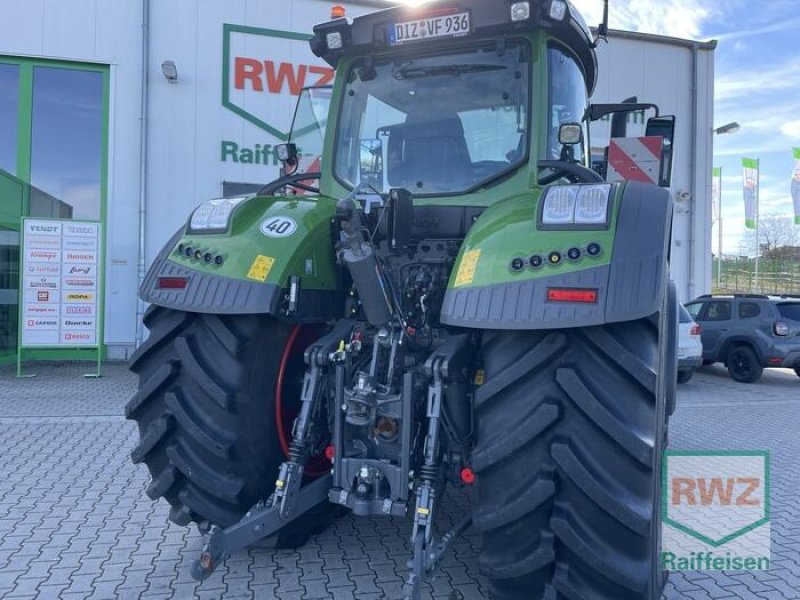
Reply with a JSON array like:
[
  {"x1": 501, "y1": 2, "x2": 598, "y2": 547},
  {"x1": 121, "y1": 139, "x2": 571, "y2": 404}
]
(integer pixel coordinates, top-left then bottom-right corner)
[{"x1": 393, "y1": 64, "x2": 506, "y2": 79}]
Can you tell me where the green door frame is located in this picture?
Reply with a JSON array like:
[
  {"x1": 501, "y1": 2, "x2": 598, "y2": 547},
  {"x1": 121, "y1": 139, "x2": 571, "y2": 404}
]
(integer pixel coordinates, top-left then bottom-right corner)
[{"x1": 0, "y1": 55, "x2": 110, "y2": 364}]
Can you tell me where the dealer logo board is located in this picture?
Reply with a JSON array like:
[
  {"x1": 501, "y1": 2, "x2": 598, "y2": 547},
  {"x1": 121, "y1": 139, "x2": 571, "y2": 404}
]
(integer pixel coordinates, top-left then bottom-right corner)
[{"x1": 20, "y1": 219, "x2": 102, "y2": 348}]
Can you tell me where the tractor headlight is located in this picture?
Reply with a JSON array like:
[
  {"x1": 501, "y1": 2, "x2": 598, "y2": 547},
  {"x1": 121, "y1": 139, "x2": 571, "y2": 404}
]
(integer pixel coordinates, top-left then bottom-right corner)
[
  {"x1": 510, "y1": 2, "x2": 531, "y2": 22},
  {"x1": 547, "y1": 0, "x2": 568, "y2": 21},
  {"x1": 540, "y1": 184, "x2": 612, "y2": 228},
  {"x1": 326, "y1": 31, "x2": 343, "y2": 50},
  {"x1": 541, "y1": 186, "x2": 577, "y2": 225},
  {"x1": 574, "y1": 185, "x2": 612, "y2": 224},
  {"x1": 189, "y1": 197, "x2": 247, "y2": 232}
]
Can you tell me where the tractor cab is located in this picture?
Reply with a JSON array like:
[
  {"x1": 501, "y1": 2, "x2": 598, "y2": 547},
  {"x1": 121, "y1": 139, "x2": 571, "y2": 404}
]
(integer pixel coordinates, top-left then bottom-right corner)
[{"x1": 283, "y1": 0, "x2": 674, "y2": 204}]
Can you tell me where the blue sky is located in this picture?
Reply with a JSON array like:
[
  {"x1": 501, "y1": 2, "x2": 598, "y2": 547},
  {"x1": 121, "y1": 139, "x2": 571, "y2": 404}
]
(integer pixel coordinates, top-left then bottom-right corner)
[{"x1": 572, "y1": 0, "x2": 800, "y2": 254}]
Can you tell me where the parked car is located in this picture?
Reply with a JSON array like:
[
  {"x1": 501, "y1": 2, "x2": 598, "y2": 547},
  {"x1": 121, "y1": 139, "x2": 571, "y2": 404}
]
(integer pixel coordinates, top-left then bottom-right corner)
[
  {"x1": 685, "y1": 294, "x2": 800, "y2": 383},
  {"x1": 678, "y1": 304, "x2": 703, "y2": 383}
]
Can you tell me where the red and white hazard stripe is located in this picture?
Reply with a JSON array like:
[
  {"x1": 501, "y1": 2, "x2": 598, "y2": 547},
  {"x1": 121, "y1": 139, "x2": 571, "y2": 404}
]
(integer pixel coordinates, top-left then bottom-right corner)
[{"x1": 607, "y1": 136, "x2": 663, "y2": 185}]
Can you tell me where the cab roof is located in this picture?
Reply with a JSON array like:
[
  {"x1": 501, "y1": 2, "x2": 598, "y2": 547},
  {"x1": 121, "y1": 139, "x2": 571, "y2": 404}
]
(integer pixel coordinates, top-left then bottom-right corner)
[{"x1": 310, "y1": 0, "x2": 598, "y2": 94}]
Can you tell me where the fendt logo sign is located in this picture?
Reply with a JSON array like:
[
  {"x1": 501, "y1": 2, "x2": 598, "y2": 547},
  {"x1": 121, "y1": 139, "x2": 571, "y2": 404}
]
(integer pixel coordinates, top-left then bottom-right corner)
[{"x1": 222, "y1": 24, "x2": 334, "y2": 144}]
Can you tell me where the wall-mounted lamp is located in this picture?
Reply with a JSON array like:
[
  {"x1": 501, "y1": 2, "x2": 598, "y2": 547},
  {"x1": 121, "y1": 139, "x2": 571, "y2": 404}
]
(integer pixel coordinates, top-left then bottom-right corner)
[
  {"x1": 161, "y1": 60, "x2": 178, "y2": 84},
  {"x1": 713, "y1": 122, "x2": 740, "y2": 135}
]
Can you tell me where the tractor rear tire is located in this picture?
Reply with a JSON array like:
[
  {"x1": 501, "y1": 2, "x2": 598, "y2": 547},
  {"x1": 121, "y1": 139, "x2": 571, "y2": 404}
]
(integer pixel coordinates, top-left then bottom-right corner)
[
  {"x1": 473, "y1": 317, "x2": 668, "y2": 599},
  {"x1": 126, "y1": 306, "x2": 332, "y2": 547}
]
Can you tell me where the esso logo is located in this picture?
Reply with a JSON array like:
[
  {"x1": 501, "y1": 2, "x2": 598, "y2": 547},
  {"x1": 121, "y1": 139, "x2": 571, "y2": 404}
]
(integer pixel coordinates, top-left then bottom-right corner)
[{"x1": 260, "y1": 216, "x2": 297, "y2": 238}]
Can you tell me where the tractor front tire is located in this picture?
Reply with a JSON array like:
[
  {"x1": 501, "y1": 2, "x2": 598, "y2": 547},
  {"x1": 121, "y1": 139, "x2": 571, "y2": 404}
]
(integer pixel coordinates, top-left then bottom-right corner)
[
  {"x1": 126, "y1": 306, "x2": 330, "y2": 546},
  {"x1": 473, "y1": 318, "x2": 668, "y2": 599}
]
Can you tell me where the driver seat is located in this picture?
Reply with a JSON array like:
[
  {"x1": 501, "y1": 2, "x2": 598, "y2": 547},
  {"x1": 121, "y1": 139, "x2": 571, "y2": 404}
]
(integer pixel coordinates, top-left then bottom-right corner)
[{"x1": 387, "y1": 114, "x2": 471, "y2": 191}]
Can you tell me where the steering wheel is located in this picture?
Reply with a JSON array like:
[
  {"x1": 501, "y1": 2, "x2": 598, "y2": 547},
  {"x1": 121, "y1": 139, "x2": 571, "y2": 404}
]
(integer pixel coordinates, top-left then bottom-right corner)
[
  {"x1": 258, "y1": 171, "x2": 322, "y2": 195},
  {"x1": 537, "y1": 160, "x2": 605, "y2": 186}
]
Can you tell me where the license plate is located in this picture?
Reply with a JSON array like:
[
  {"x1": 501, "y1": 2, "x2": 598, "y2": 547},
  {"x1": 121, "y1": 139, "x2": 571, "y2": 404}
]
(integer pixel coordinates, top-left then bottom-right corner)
[{"x1": 389, "y1": 11, "x2": 471, "y2": 46}]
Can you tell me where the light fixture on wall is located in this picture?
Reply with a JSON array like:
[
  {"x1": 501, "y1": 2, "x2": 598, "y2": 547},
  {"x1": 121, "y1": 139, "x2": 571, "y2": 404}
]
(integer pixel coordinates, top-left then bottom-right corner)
[
  {"x1": 161, "y1": 60, "x2": 178, "y2": 84},
  {"x1": 713, "y1": 122, "x2": 740, "y2": 135}
]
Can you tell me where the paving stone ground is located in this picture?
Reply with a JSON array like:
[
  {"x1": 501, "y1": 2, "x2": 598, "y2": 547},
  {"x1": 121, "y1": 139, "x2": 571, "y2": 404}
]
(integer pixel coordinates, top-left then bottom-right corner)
[{"x1": 0, "y1": 361, "x2": 798, "y2": 599}]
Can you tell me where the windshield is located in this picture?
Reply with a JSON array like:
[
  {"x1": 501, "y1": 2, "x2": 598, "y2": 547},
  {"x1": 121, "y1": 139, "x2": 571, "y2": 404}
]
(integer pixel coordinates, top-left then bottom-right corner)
[
  {"x1": 288, "y1": 86, "x2": 332, "y2": 175},
  {"x1": 333, "y1": 42, "x2": 529, "y2": 195}
]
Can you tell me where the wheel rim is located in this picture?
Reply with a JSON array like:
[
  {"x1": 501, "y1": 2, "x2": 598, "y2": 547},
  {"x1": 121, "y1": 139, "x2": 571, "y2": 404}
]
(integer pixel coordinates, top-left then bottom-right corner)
[
  {"x1": 731, "y1": 351, "x2": 750, "y2": 378},
  {"x1": 275, "y1": 324, "x2": 331, "y2": 477}
]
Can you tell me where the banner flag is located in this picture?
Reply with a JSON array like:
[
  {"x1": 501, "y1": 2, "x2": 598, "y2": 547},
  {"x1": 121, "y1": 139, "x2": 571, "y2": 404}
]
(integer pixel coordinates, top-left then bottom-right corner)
[
  {"x1": 712, "y1": 167, "x2": 721, "y2": 221},
  {"x1": 742, "y1": 157, "x2": 759, "y2": 230},
  {"x1": 792, "y1": 148, "x2": 800, "y2": 225}
]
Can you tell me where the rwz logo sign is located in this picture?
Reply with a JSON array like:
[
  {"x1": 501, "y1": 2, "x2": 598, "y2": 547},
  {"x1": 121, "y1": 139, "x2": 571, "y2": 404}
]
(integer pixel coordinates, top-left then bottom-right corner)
[
  {"x1": 662, "y1": 451, "x2": 770, "y2": 571},
  {"x1": 222, "y1": 24, "x2": 334, "y2": 140}
]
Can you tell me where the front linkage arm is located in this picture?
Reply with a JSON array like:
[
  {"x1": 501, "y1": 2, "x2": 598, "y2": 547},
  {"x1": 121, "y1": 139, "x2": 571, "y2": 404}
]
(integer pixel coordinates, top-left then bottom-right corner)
[{"x1": 191, "y1": 320, "x2": 355, "y2": 581}]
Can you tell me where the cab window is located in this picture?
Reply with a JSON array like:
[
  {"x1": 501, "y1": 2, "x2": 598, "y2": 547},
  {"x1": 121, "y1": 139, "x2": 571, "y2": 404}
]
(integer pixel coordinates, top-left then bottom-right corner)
[{"x1": 548, "y1": 45, "x2": 588, "y2": 163}]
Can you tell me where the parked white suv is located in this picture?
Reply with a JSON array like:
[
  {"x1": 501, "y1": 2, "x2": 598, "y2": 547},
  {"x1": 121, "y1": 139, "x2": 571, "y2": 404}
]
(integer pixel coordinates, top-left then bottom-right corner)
[{"x1": 678, "y1": 303, "x2": 703, "y2": 383}]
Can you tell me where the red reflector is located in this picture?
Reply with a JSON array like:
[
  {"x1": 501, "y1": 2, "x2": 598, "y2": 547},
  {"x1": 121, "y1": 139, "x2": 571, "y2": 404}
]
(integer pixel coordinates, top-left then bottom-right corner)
[
  {"x1": 325, "y1": 445, "x2": 335, "y2": 461},
  {"x1": 460, "y1": 467, "x2": 475, "y2": 485},
  {"x1": 547, "y1": 288, "x2": 598, "y2": 303},
  {"x1": 690, "y1": 324, "x2": 702, "y2": 336},
  {"x1": 769, "y1": 358, "x2": 782, "y2": 365},
  {"x1": 156, "y1": 277, "x2": 187, "y2": 289}
]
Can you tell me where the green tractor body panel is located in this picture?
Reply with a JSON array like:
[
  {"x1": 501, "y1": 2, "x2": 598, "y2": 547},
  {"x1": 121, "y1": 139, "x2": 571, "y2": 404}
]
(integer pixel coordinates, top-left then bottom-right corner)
[
  {"x1": 141, "y1": 194, "x2": 344, "y2": 321},
  {"x1": 441, "y1": 180, "x2": 672, "y2": 329},
  {"x1": 445, "y1": 185, "x2": 620, "y2": 288}
]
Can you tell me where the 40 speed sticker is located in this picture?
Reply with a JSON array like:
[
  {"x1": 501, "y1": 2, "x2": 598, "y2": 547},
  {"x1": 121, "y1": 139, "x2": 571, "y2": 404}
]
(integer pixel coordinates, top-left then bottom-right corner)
[{"x1": 260, "y1": 216, "x2": 297, "y2": 238}]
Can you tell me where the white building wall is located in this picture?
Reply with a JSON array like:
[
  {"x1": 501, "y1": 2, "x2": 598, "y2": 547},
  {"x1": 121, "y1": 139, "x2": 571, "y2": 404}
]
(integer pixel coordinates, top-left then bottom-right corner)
[
  {"x1": 0, "y1": 0, "x2": 145, "y2": 355},
  {"x1": 0, "y1": 2, "x2": 714, "y2": 356},
  {"x1": 593, "y1": 32, "x2": 715, "y2": 303}
]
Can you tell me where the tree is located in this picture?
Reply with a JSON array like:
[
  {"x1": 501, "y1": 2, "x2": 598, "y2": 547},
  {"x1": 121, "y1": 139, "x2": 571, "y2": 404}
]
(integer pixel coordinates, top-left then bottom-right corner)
[{"x1": 743, "y1": 215, "x2": 800, "y2": 259}]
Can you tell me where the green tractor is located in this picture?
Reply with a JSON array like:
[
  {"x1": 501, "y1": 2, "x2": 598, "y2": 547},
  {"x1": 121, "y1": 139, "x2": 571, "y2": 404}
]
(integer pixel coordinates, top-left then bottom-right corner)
[{"x1": 127, "y1": 1, "x2": 679, "y2": 597}]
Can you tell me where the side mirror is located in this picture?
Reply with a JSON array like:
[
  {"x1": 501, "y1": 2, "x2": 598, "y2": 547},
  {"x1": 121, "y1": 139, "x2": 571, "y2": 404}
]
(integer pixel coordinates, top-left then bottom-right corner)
[
  {"x1": 359, "y1": 138, "x2": 383, "y2": 185},
  {"x1": 646, "y1": 116, "x2": 676, "y2": 187},
  {"x1": 558, "y1": 123, "x2": 583, "y2": 145},
  {"x1": 276, "y1": 143, "x2": 298, "y2": 174}
]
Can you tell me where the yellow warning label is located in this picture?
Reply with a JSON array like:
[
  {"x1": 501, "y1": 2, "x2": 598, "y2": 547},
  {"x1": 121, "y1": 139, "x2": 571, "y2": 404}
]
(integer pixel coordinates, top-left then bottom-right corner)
[
  {"x1": 247, "y1": 255, "x2": 276, "y2": 282},
  {"x1": 474, "y1": 369, "x2": 485, "y2": 386},
  {"x1": 454, "y1": 249, "x2": 481, "y2": 287}
]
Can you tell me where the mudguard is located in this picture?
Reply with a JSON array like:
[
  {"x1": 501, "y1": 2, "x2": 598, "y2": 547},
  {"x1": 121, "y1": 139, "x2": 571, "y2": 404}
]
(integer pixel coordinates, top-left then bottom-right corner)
[
  {"x1": 140, "y1": 195, "x2": 343, "y2": 321},
  {"x1": 440, "y1": 180, "x2": 673, "y2": 329}
]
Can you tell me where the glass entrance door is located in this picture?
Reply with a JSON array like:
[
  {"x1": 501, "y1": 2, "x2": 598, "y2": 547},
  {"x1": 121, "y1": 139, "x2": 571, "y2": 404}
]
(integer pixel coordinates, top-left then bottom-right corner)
[
  {"x1": 0, "y1": 63, "x2": 21, "y2": 359},
  {"x1": 0, "y1": 57, "x2": 108, "y2": 363}
]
